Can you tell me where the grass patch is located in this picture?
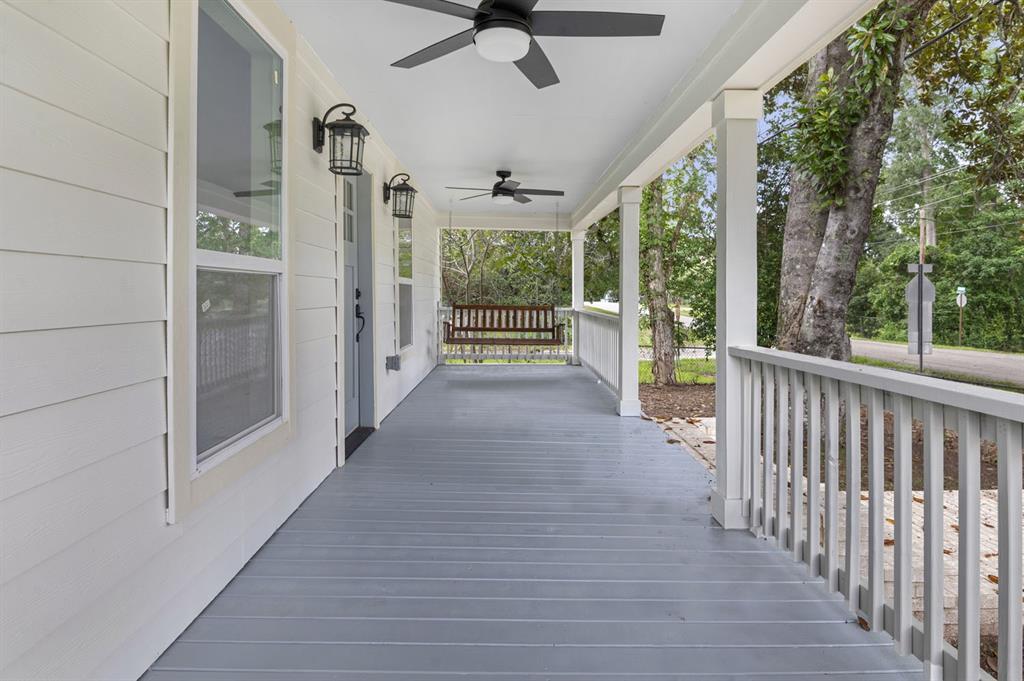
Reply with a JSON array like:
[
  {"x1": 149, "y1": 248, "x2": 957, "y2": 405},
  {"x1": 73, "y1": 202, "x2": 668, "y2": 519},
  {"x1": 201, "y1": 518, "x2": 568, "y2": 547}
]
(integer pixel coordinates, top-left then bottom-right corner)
[
  {"x1": 851, "y1": 356, "x2": 1024, "y2": 393},
  {"x1": 639, "y1": 358, "x2": 716, "y2": 385},
  {"x1": 444, "y1": 356, "x2": 718, "y2": 386},
  {"x1": 444, "y1": 359, "x2": 566, "y2": 365}
]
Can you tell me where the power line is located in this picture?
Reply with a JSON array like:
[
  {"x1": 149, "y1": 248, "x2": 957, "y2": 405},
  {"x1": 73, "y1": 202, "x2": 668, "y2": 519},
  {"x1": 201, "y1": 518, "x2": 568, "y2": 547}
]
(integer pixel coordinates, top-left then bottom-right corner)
[
  {"x1": 875, "y1": 174, "x2": 973, "y2": 208},
  {"x1": 875, "y1": 163, "x2": 974, "y2": 198},
  {"x1": 881, "y1": 188, "x2": 979, "y2": 218},
  {"x1": 864, "y1": 218, "x2": 1023, "y2": 248}
]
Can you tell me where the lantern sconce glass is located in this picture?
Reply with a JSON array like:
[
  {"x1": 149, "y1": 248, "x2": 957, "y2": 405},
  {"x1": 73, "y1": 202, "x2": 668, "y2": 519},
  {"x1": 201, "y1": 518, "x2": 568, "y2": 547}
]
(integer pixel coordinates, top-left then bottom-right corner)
[
  {"x1": 383, "y1": 173, "x2": 417, "y2": 220},
  {"x1": 312, "y1": 103, "x2": 369, "y2": 176},
  {"x1": 264, "y1": 119, "x2": 282, "y2": 176}
]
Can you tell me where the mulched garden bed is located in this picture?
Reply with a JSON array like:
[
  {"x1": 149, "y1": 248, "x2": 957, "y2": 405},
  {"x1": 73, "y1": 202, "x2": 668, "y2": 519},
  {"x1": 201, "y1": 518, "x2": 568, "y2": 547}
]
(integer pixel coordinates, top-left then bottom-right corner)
[
  {"x1": 639, "y1": 383, "x2": 1003, "y2": 490},
  {"x1": 640, "y1": 384, "x2": 715, "y2": 419}
]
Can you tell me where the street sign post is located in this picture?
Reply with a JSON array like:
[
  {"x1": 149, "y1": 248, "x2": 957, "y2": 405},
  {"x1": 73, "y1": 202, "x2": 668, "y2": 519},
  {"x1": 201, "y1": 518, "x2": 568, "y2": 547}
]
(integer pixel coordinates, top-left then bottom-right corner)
[
  {"x1": 956, "y1": 286, "x2": 967, "y2": 345},
  {"x1": 906, "y1": 264, "x2": 934, "y2": 371}
]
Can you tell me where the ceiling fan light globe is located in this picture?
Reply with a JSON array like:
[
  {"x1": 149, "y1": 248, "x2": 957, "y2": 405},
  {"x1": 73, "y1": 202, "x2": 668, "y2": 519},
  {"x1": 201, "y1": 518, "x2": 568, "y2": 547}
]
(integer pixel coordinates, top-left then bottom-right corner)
[
  {"x1": 491, "y1": 193, "x2": 515, "y2": 206},
  {"x1": 474, "y1": 25, "x2": 530, "y2": 63}
]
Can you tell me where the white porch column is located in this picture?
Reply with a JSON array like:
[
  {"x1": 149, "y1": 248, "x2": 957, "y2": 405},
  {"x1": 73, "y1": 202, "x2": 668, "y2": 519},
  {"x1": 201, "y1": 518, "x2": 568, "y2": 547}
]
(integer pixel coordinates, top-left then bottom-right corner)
[
  {"x1": 571, "y1": 229, "x2": 586, "y2": 366},
  {"x1": 617, "y1": 186, "x2": 642, "y2": 417},
  {"x1": 711, "y1": 90, "x2": 762, "y2": 529}
]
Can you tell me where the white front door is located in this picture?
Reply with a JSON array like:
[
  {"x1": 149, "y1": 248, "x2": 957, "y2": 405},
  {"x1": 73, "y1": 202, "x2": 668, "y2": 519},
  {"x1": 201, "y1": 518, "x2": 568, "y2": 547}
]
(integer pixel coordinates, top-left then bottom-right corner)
[{"x1": 341, "y1": 176, "x2": 360, "y2": 436}]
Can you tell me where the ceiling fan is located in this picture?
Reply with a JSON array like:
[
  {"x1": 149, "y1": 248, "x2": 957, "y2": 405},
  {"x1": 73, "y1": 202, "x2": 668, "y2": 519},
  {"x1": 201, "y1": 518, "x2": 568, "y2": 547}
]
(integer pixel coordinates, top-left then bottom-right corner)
[
  {"x1": 383, "y1": 0, "x2": 665, "y2": 89},
  {"x1": 447, "y1": 170, "x2": 564, "y2": 205}
]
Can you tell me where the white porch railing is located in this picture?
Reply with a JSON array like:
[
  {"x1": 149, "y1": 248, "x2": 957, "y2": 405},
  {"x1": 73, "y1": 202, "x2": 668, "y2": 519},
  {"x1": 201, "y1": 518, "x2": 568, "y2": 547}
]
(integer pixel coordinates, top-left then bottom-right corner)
[
  {"x1": 437, "y1": 306, "x2": 573, "y2": 362},
  {"x1": 729, "y1": 345, "x2": 1023, "y2": 681},
  {"x1": 576, "y1": 309, "x2": 621, "y2": 396}
]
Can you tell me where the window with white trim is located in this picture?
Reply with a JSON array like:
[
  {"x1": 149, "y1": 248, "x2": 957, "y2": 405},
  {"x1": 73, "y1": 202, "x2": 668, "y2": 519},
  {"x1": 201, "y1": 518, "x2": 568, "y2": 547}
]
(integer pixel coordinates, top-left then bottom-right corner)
[
  {"x1": 194, "y1": 0, "x2": 285, "y2": 464},
  {"x1": 397, "y1": 218, "x2": 413, "y2": 349}
]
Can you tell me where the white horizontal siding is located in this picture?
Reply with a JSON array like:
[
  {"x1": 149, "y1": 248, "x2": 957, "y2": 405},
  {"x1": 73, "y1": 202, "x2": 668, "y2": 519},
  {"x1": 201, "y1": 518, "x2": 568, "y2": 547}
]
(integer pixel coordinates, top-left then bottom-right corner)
[
  {"x1": 0, "y1": 2, "x2": 440, "y2": 678},
  {"x1": 0, "y1": 84, "x2": 166, "y2": 207},
  {"x1": 0, "y1": 322, "x2": 165, "y2": 416},
  {"x1": 0, "y1": 436, "x2": 166, "y2": 585},
  {"x1": 295, "y1": 307, "x2": 337, "y2": 344},
  {"x1": 113, "y1": 0, "x2": 169, "y2": 40},
  {"x1": 0, "y1": 379, "x2": 167, "y2": 501},
  {"x1": 0, "y1": 170, "x2": 166, "y2": 263},
  {"x1": 0, "y1": 494, "x2": 178, "y2": 673},
  {"x1": 294, "y1": 209, "x2": 336, "y2": 250},
  {"x1": 0, "y1": 252, "x2": 165, "y2": 332},
  {"x1": 6, "y1": 0, "x2": 169, "y2": 94},
  {"x1": 294, "y1": 241, "x2": 336, "y2": 279},
  {"x1": 0, "y1": 3, "x2": 167, "y2": 150}
]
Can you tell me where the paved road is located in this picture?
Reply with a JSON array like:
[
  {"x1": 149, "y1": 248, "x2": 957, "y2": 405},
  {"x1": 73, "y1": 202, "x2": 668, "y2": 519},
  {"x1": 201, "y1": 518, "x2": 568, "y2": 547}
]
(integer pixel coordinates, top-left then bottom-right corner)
[{"x1": 851, "y1": 338, "x2": 1024, "y2": 388}]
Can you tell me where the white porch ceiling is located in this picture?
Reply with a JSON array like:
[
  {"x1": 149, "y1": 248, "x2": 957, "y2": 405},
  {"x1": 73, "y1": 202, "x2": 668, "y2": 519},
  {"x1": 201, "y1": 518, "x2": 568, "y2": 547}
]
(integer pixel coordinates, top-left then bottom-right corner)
[
  {"x1": 277, "y1": 0, "x2": 743, "y2": 223},
  {"x1": 278, "y1": 0, "x2": 878, "y2": 229}
]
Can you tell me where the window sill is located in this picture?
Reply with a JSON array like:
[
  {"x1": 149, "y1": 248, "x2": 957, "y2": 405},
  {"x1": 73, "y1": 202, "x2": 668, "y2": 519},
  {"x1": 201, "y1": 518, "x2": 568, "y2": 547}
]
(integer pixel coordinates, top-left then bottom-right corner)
[{"x1": 192, "y1": 415, "x2": 287, "y2": 480}]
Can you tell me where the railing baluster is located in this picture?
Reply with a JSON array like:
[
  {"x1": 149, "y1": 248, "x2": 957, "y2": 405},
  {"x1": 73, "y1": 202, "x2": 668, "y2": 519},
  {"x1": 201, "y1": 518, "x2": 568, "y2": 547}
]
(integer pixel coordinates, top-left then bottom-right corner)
[
  {"x1": 824, "y1": 377, "x2": 840, "y2": 592},
  {"x1": 922, "y1": 401, "x2": 944, "y2": 681},
  {"x1": 957, "y1": 409, "x2": 980, "y2": 681},
  {"x1": 866, "y1": 387, "x2": 885, "y2": 632},
  {"x1": 807, "y1": 373, "x2": 821, "y2": 577},
  {"x1": 763, "y1": 368, "x2": 775, "y2": 539},
  {"x1": 790, "y1": 368, "x2": 804, "y2": 563},
  {"x1": 844, "y1": 382, "x2": 861, "y2": 611},
  {"x1": 777, "y1": 366, "x2": 789, "y2": 550},
  {"x1": 750, "y1": 362, "x2": 763, "y2": 536},
  {"x1": 892, "y1": 394, "x2": 913, "y2": 656},
  {"x1": 996, "y1": 418, "x2": 1022, "y2": 681},
  {"x1": 741, "y1": 359, "x2": 752, "y2": 521}
]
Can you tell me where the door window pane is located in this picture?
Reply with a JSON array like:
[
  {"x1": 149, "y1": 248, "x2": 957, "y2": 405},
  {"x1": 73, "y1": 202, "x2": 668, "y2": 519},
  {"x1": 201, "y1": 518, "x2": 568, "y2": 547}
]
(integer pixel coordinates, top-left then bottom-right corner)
[
  {"x1": 196, "y1": 269, "x2": 278, "y2": 458},
  {"x1": 196, "y1": 0, "x2": 283, "y2": 259},
  {"x1": 397, "y1": 218, "x2": 413, "y2": 279},
  {"x1": 399, "y1": 282, "x2": 413, "y2": 348}
]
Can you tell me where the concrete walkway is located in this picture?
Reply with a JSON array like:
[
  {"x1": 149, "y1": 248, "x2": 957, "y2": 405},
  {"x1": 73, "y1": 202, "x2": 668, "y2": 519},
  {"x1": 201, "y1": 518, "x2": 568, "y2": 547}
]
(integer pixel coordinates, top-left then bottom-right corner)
[
  {"x1": 851, "y1": 338, "x2": 1024, "y2": 388},
  {"x1": 145, "y1": 365, "x2": 923, "y2": 679}
]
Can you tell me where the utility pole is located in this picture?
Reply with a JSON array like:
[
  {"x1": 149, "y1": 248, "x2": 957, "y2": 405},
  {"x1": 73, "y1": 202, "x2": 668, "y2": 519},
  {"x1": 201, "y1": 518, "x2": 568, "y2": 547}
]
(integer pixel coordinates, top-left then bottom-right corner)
[
  {"x1": 918, "y1": 209, "x2": 926, "y2": 371},
  {"x1": 906, "y1": 208, "x2": 934, "y2": 372}
]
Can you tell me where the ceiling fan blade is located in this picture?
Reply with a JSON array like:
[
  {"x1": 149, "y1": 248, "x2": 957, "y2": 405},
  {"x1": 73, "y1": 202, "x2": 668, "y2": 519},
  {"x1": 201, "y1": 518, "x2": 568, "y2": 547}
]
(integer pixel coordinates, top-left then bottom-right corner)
[
  {"x1": 514, "y1": 39, "x2": 559, "y2": 89},
  {"x1": 446, "y1": 186, "x2": 491, "y2": 191},
  {"x1": 516, "y1": 188, "x2": 565, "y2": 196},
  {"x1": 460, "y1": 192, "x2": 492, "y2": 201},
  {"x1": 381, "y1": 0, "x2": 481, "y2": 21},
  {"x1": 490, "y1": 0, "x2": 539, "y2": 14},
  {"x1": 513, "y1": 193, "x2": 533, "y2": 204},
  {"x1": 530, "y1": 11, "x2": 665, "y2": 37},
  {"x1": 392, "y1": 28, "x2": 475, "y2": 68},
  {"x1": 499, "y1": 180, "x2": 520, "y2": 191}
]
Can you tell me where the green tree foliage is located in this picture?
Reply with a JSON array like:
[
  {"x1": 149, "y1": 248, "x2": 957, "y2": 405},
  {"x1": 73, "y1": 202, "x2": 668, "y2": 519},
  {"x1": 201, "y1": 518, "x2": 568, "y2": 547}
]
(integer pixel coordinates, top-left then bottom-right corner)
[
  {"x1": 196, "y1": 210, "x2": 280, "y2": 258},
  {"x1": 584, "y1": 212, "x2": 620, "y2": 302},
  {"x1": 440, "y1": 229, "x2": 571, "y2": 306}
]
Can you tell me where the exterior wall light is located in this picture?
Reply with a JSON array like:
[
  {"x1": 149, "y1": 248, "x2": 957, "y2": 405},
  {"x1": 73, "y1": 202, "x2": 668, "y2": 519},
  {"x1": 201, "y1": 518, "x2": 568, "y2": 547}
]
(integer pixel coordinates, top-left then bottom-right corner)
[
  {"x1": 264, "y1": 119, "x2": 282, "y2": 175},
  {"x1": 312, "y1": 103, "x2": 368, "y2": 176},
  {"x1": 383, "y1": 173, "x2": 417, "y2": 219}
]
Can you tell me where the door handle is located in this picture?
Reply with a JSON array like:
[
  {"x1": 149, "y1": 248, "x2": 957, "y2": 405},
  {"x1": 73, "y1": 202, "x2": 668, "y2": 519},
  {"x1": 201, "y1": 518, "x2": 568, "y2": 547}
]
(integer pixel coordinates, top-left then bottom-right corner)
[{"x1": 355, "y1": 304, "x2": 366, "y2": 343}]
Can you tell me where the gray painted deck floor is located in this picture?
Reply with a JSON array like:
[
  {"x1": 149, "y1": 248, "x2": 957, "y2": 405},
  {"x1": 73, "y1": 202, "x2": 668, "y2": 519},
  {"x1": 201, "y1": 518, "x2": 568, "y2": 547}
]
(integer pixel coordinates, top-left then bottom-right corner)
[{"x1": 145, "y1": 365, "x2": 924, "y2": 680}]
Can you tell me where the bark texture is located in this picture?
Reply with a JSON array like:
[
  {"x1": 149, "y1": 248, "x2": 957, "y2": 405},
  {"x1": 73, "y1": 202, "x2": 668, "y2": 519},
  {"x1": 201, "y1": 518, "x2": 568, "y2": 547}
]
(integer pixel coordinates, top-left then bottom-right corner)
[
  {"x1": 641, "y1": 177, "x2": 678, "y2": 385},
  {"x1": 778, "y1": 0, "x2": 936, "y2": 360},
  {"x1": 775, "y1": 45, "x2": 850, "y2": 351}
]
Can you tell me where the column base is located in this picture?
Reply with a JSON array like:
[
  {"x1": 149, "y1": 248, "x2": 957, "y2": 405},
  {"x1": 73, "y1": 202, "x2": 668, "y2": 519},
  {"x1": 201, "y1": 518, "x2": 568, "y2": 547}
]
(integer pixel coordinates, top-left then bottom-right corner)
[
  {"x1": 616, "y1": 399, "x2": 642, "y2": 417},
  {"x1": 711, "y1": 489, "x2": 746, "y2": 529}
]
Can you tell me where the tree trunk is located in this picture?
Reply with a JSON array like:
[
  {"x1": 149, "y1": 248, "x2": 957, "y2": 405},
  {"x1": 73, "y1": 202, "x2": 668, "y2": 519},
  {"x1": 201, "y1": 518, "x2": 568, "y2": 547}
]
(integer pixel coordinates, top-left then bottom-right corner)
[
  {"x1": 776, "y1": 43, "x2": 851, "y2": 351},
  {"x1": 642, "y1": 177, "x2": 678, "y2": 385},
  {"x1": 778, "y1": 0, "x2": 935, "y2": 360}
]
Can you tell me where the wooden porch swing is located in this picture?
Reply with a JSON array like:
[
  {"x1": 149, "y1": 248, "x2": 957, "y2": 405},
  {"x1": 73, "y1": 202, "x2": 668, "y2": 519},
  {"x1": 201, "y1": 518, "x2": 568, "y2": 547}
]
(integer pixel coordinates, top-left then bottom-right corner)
[{"x1": 443, "y1": 304, "x2": 565, "y2": 347}]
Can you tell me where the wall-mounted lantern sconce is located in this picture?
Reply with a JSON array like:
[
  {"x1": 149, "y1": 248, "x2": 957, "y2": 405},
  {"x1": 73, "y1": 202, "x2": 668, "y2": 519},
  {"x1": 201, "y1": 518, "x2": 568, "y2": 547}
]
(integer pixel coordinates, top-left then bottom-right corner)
[
  {"x1": 264, "y1": 119, "x2": 282, "y2": 176},
  {"x1": 312, "y1": 103, "x2": 368, "y2": 176},
  {"x1": 383, "y1": 173, "x2": 417, "y2": 219}
]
